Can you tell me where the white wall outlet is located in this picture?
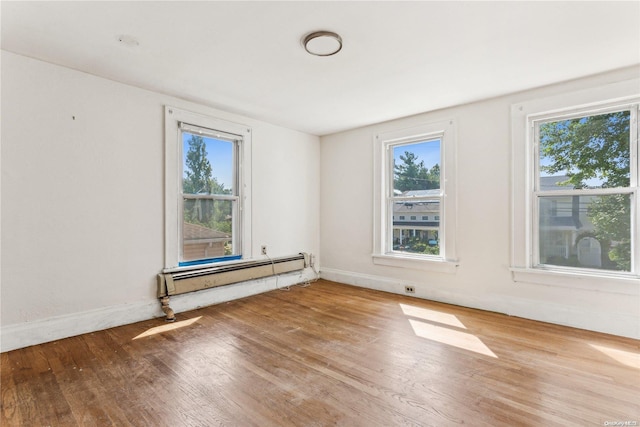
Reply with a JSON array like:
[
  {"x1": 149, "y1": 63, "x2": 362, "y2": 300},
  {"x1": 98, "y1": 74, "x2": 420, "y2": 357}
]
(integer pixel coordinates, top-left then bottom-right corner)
[{"x1": 261, "y1": 245, "x2": 267, "y2": 255}]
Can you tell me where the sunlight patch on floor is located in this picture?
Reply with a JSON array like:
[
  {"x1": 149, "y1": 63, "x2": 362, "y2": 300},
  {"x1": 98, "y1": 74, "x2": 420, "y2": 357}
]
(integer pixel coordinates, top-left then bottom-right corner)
[
  {"x1": 401, "y1": 302, "x2": 498, "y2": 358},
  {"x1": 133, "y1": 316, "x2": 203, "y2": 340},
  {"x1": 400, "y1": 303, "x2": 467, "y2": 329},
  {"x1": 589, "y1": 343, "x2": 640, "y2": 369},
  {"x1": 408, "y1": 319, "x2": 497, "y2": 358}
]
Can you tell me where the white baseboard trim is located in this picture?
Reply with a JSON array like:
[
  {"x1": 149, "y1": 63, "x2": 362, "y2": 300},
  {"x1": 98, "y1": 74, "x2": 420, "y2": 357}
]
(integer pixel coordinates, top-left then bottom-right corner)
[
  {"x1": 320, "y1": 267, "x2": 506, "y2": 312},
  {"x1": 1, "y1": 270, "x2": 316, "y2": 352},
  {"x1": 0, "y1": 300, "x2": 160, "y2": 353},
  {"x1": 320, "y1": 267, "x2": 639, "y2": 339}
]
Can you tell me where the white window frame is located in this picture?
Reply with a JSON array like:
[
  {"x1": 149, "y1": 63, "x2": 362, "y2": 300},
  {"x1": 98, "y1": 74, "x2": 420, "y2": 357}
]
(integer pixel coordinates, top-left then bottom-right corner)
[
  {"x1": 164, "y1": 106, "x2": 252, "y2": 270},
  {"x1": 511, "y1": 80, "x2": 640, "y2": 292},
  {"x1": 532, "y1": 104, "x2": 639, "y2": 270},
  {"x1": 373, "y1": 119, "x2": 458, "y2": 273}
]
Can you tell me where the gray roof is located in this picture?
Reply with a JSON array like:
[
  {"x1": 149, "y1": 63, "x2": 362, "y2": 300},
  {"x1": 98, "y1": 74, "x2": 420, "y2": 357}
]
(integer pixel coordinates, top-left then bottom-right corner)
[
  {"x1": 394, "y1": 200, "x2": 440, "y2": 214},
  {"x1": 403, "y1": 189, "x2": 441, "y2": 197},
  {"x1": 394, "y1": 189, "x2": 440, "y2": 214},
  {"x1": 540, "y1": 175, "x2": 574, "y2": 191},
  {"x1": 183, "y1": 222, "x2": 230, "y2": 242}
]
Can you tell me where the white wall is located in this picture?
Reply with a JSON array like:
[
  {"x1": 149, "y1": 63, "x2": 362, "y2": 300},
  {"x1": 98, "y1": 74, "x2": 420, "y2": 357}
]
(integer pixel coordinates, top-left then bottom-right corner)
[
  {"x1": 2, "y1": 49, "x2": 637, "y2": 352},
  {"x1": 1, "y1": 51, "x2": 320, "y2": 351},
  {"x1": 320, "y1": 66, "x2": 640, "y2": 339}
]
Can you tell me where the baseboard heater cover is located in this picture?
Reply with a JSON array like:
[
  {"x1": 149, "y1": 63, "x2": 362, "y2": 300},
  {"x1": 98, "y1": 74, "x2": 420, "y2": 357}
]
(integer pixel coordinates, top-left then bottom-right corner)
[{"x1": 157, "y1": 253, "x2": 309, "y2": 321}]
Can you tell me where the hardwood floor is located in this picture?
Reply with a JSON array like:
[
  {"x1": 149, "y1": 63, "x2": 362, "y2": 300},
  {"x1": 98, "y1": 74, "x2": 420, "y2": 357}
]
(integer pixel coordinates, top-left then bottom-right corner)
[{"x1": 2, "y1": 280, "x2": 639, "y2": 426}]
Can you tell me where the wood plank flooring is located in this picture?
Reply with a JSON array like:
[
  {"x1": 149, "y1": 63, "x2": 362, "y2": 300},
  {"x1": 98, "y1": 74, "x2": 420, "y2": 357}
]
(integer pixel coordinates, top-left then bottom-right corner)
[{"x1": 2, "y1": 280, "x2": 639, "y2": 426}]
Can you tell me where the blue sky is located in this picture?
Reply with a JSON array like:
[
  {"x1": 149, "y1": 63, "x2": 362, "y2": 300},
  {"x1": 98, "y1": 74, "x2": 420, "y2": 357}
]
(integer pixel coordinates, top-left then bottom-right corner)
[
  {"x1": 184, "y1": 134, "x2": 442, "y2": 192},
  {"x1": 182, "y1": 133, "x2": 233, "y2": 190},
  {"x1": 393, "y1": 139, "x2": 441, "y2": 170}
]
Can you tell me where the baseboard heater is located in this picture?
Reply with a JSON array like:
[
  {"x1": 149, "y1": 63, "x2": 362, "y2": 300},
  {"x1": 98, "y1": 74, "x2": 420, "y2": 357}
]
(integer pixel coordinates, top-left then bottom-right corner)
[{"x1": 157, "y1": 253, "x2": 308, "y2": 321}]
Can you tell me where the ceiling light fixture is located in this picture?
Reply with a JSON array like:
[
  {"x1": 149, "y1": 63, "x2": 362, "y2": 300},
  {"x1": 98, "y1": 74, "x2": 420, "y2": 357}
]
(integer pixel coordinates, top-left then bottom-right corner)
[{"x1": 303, "y1": 31, "x2": 342, "y2": 57}]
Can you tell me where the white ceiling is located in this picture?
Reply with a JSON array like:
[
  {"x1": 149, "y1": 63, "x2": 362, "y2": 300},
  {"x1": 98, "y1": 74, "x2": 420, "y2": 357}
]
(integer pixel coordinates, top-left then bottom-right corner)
[{"x1": 2, "y1": 1, "x2": 639, "y2": 136}]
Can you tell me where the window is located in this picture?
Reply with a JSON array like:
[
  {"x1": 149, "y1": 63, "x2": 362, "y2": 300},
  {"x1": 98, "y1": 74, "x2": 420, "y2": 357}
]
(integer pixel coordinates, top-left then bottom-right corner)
[
  {"x1": 534, "y1": 108, "x2": 637, "y2": 273},
  {"x1": 164, "y1": 107, "x2": 252, "y2": 269},
  {"x1": 390, "y1": 138, "x2": 441, "y2": 255},
  {"x1": 373, "y1": 120, "x2": 457, "y2": 272},
  {"x1": 511, "y1": 81, "x2": 640, "y2": 287},
  {"x1": 180, "y1": 124, "x2": 240, "y2": 266}
]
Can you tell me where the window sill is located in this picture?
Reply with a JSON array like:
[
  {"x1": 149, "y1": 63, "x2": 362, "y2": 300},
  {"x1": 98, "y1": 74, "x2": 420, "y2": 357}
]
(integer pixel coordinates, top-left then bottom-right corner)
[
  {"x1": 510, "y1": 267, "x2": 639, "y2": 296},
  {"x1": 372, "y1": 253, "x2": 458, "y2": 273},
  {"x1": 163, "y1": 257, "x2": 247, "y2": 274}
]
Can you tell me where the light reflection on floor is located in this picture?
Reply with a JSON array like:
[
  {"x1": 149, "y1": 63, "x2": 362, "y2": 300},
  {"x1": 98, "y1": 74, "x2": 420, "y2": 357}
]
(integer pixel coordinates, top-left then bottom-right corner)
[
  {"x1": 400, "y1": 303, "x2": 467, "y2": 329},
  {"x1": 132, "y1": 316, "x2": 203, "y2": 340},
  {"x1": 589, "y1": 343, "x2": 640, "y2": 369},
  {"x1": 401, "y1": 303, "x2": 497, "y2": 358}
]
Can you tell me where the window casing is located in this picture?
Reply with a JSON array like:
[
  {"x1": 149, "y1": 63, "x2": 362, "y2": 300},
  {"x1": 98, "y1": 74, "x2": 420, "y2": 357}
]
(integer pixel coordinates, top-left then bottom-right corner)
[
  {"x1": 532, "y1": 106, "x2": 638, "y2": 274},
  {"x1": 373, "y1": 120, "x2": 458, "y2": 273},
  {"x1": 164, "y1": 107, "x2": 252, "y2": 270},
  {"x1": 511, "y1": 80, "x2": 640, "y2": 289}
]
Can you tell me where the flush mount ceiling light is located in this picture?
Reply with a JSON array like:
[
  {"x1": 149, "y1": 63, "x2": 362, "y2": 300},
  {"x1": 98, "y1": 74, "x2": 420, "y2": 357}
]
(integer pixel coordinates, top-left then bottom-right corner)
[{"x1": 303, "y1": 31, "x2": 342, "y2": 56}]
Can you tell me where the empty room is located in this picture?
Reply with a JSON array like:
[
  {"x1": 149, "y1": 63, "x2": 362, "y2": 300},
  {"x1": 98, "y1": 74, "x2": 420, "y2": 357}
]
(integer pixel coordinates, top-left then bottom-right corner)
[{"x1": 1, "y1": 1, "x2": 639, "y2": 426}]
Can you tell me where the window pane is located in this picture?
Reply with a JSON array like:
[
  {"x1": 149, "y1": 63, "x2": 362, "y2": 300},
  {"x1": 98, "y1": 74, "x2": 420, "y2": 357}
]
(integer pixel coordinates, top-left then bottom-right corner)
[
  {"x1": 183, "y1": 198, "x2": 234, "y2": 262},
  {"x1": 392, "y1": 199, "x2": 440, "y2": 256},
  {"x1": 393, "y1": 139, "x2": 440, "y2": 193},
  {"x1": 183, "y1": 131, "x2": 234, "y2": 195},
  {"x1": 539, "y1": 111, "x2": 630, "y2": 190},
  {"x1": 538, "y1": 194, "x2": 631, "y2": 271}
]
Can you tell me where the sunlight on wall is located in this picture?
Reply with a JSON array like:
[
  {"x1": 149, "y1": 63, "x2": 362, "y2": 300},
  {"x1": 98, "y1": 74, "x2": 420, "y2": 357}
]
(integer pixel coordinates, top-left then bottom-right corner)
[
  {"x1": 133, "y1": 316, "x2": 203, "y2": 340},
  {"x1": 589, "y1": 343, "x2": 640, "y2": 369}
]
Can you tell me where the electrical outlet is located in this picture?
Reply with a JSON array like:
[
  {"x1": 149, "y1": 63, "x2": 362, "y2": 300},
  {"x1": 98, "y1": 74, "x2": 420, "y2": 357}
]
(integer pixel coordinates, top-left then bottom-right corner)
[
  {"x1": 261, "y1": 245, "x2": 267, "y2": 255},
  {"x1": 404, "y1": 285, "x2": 415, "y2": 294}
]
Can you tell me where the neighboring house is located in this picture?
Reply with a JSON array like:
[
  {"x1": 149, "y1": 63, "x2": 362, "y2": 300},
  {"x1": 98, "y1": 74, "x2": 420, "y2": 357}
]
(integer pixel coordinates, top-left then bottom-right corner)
[
  {"x1": 182, "y1": 221, "x2": 230, "y2": 261},
  {"x1": 392, "y1": 189, "x2": 441, "y2": 247},
  {"x1": 538, "y1": 176, "x2": 602, "y2": 267},
  {"x1": 539, "y1": 175, "x2": 573, "y2": 191},
  {"x1": 393, "y1": 179, "x2": 606, "y2": 267}
]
